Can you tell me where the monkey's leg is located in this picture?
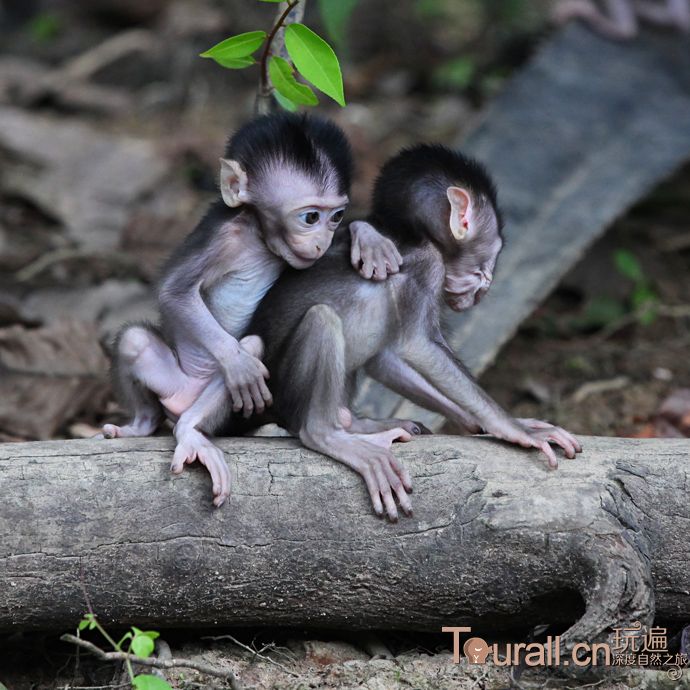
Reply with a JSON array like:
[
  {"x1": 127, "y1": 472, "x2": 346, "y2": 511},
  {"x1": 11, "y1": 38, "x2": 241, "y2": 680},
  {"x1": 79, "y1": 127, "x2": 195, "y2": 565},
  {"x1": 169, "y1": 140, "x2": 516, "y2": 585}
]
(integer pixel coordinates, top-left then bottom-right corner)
[
  {"x1": 103, "y1": 325, "x2": 196, "y2": 439},
  {"x1": 167, "y1": 336, "x2": 266, "y2": 508},
  {"x1": 552, "y1": 0, "x2": 639, "y2": 39},
  {"x1": 279, "y1": 305, "x2": 413, "y2": 521},
  {"x1": 365, "y1": 350, "x2": 484, "y2": 434},
  {"x1": 633, "y1": 0, "x2": 690, "y2": 29}
]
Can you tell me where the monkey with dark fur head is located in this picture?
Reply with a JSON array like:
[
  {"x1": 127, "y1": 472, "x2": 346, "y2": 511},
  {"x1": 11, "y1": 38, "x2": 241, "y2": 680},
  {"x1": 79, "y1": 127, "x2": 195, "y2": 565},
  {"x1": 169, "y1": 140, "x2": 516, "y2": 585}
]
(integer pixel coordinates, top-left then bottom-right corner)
[
  {"x1": 231, "y1": 143, "x2": 582, "y2": 521},
  {"x1": 99, "y1": 113, "x2": 403, "y2": 506}
]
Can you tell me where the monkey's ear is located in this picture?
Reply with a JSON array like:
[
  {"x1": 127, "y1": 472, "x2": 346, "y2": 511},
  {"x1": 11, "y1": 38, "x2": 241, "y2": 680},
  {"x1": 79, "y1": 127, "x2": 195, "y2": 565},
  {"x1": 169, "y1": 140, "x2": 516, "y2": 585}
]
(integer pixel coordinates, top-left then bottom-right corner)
[
  {"x1": 447, "y1": 186, "x2": 472, "y2": 241},
  {"x1": 220, "y1": 158, "x2": 250, "y2": 207}
]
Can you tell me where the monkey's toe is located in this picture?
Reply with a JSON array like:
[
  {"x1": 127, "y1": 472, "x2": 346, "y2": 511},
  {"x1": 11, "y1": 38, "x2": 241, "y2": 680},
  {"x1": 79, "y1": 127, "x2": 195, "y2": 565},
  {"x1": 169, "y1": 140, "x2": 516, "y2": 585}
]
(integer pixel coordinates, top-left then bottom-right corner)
[{"x1": 101, "y1": 424, "x2": 121, "y2": 439}]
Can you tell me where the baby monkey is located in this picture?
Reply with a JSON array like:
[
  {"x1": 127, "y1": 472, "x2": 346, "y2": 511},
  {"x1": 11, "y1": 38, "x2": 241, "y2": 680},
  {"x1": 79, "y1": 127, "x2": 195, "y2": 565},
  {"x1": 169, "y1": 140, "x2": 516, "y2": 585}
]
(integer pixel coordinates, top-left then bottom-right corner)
[
  {"x1": 242, "y1": 144, "x2": 582, "y2": 521},
  {"x1": 101, "y1": 114, "x2": 402, "y2": 505}
]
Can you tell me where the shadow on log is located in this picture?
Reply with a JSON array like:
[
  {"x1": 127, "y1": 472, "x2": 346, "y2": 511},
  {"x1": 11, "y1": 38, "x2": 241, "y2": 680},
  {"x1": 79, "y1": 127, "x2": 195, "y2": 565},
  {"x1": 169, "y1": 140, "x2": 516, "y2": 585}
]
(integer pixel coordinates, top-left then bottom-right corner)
[{"x1": 1, "y1": 436, "x2": 688, "y2": 644}]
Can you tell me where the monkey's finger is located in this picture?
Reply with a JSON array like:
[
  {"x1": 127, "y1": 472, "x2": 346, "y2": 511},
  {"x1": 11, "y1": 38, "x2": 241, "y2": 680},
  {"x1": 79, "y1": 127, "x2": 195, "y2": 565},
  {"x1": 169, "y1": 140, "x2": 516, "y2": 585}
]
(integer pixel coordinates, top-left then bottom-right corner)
[
  {"x1": 547, "y1": 430, "x2": 577, "y2": 459},
  {"x1": 212, "y1": 456, "x2": 231, "y2": 507},
  {"x1": 360, "y1": 248, "x2": 375, "y2": 279},
  {"x1": 559, "y1": 429, "x2": 582, "y2": 453},
  {"x1": 229, "y1": 386, "x2": 244, "y2": 413},
  {"x1": 371, "y1": 259, "x2": 385, "y2": 281},
  {"x1": 384, "y1": 246, "x2": 402, "y2": 273},
  {"x1": 240, "y1": 387, "x2": 254, "y2": 419},
  {"x1": 388, "y1": 454, "x2": 413, "y2": 493},
  {"x1": 248, "y1": 382, "x2": 265, "y2": 415},
  {"x1": 539, "y1": 441, "x2": 559, "y2": 469},
  {"x1": 254, "y1": 359, "x2": 270, "y2": 379},
  {"x1": 350, "y1": 239, "x2": 362, "y2": 269},
  {"x1": 373, "y1": 463, "x2": 398, "y2": 522},
  {"x1": 257, "y1": 377, "x2": 273, "y2": 406},
  {"x1": 380, "y1": 459, "x2": 413, "y2": 516},
  {"x1": 392, "y1": 244, "x2": 403, "y2": 267},
  {"x1": 360, "y1": 465, "x2": 384, "y2": 517},
  {"x1": 171, "y1": 444, "x2": 191, "y2": 474}
]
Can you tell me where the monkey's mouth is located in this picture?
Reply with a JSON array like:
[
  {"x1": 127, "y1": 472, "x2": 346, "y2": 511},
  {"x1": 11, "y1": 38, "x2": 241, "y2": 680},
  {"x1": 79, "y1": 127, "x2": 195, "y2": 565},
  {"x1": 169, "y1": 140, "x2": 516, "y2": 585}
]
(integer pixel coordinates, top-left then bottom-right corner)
[{"x1": 286, "y1": 252, "x2": 318, "y2": 269}]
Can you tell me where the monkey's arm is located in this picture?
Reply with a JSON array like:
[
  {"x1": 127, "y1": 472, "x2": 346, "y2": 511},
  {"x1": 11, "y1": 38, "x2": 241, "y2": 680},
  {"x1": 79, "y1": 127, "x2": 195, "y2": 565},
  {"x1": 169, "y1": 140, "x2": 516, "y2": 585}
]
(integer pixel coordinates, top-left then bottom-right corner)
[
  {"x1": 159, "y1": 277, "x2": 271, "y2": 414},
  {"x1": 398, "y1": 337, "x2": 580, "y2": 467},
  {"x1": 366, "y1": 350, "x2": 580, "y2": 452},
  {"x1": 349, "y1": 221, "x2": 403, "y2": 281}
]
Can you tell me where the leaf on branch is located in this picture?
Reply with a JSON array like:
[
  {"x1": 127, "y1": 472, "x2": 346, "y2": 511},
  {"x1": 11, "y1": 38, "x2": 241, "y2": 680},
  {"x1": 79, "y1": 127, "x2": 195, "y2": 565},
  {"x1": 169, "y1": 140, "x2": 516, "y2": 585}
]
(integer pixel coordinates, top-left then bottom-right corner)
[
  {"x1": 131, "y1": 633, "x2": 155, "y2": 659},
  {"x1": 213, "y1": 56, "x2": 255, "y2": 69},
  {"x1": 285, "y1": 24, "x2": 345, "y2": 106},
  {"x1": 133, "y1": 676, "x2": 172, "y2": 690},
  {"x1": 269, "y1": 56, "x2": 318, "y2": 106},
  {"x1": 318, "y1": 0, "x2": 359, "y2": 45},
  {"x1": 200, "y1": 30, "x2": 267, "y2": 67},
  {"x1": 274, "y1": 91, "x2": 299, "y2": 111}
]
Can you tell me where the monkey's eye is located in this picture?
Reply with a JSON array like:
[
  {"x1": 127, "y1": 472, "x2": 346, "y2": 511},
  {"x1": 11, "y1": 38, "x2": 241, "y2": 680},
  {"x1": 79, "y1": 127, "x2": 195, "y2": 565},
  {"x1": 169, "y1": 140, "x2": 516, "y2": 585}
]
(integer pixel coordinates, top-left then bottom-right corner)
[
  {"x1": 299, "y1": 211, "x2": 321, "y2": 226},
  {"x1": 330, "y1": 209, "x2": 345, "y2": 225}
]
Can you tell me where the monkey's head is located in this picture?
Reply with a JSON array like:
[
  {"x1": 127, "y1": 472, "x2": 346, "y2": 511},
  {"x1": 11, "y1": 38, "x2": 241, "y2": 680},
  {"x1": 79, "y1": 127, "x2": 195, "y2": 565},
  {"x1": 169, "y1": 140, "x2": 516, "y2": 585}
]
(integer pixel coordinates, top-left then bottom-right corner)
[
  {"x1": 219, "y1": 113, "x2": 353, "y2": 269},
  {"x1": 372, "y1": 144, "x2": 504, "y2": 311}
]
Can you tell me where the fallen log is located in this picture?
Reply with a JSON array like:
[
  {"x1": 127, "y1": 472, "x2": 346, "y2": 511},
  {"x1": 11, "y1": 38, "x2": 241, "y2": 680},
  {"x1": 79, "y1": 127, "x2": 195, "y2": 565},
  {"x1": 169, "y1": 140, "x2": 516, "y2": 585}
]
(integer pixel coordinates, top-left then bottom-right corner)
[{"x1": 1, "y1": 436, "x2": 688, "y2": 642}]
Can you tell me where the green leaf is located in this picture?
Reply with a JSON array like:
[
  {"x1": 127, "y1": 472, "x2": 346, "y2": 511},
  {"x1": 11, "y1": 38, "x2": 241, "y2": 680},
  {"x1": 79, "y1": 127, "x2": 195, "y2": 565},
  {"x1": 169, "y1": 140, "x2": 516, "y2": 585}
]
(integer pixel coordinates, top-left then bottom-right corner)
[
  {"x1": 133, "y1": 675, "x2": 172, "y2": 690},
  {"x1": 318, "y1": 0, "x2": 359, "y2": 45},
  {"x1": 131, "y1": 634, "x2": 155, "y2": 658},
  {"x1": 215, "y1": 56, "x2": 255, "y2": 70},
  {"x1": 614, "y1": 249, "x2": 644, "y2": 283},
  {"x1": 269, "y1": 57, "x2": 318, "y2": 106},
  {"x1": 285, "y1": 24, "x2": 345, "y2": 106},
  {"x1": 274, "y1": 91, "x2": 299, "y2": 112},
  {"x1": 200, "y1": 31, "x2": 267, "y2": 64},
  {"x1": 79, "y1": 613, "x2": 98, "y2": 631}
]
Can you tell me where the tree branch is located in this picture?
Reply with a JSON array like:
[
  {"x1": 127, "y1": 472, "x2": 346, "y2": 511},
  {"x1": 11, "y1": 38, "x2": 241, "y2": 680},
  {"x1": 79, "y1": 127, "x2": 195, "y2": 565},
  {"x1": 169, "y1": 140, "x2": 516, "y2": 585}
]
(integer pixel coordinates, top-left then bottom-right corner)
[
  {"x1": 255, "y1": 0, "x2": 306, "y2": 115},
  {"x1": 61, "y1": 634, "x2": 243, "y2": 690}
]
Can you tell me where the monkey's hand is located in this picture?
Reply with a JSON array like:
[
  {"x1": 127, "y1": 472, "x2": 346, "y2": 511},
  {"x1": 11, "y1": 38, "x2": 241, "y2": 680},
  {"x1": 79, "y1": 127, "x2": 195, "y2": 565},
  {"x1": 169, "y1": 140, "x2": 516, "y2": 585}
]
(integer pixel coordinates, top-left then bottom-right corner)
[
  {"x1": 221, "y1": 349, "x2": 272, "y2": 418},
  {"x1": 350, "y1": 221, "x2": 403, "y2": 281},
  {"x1": 509, "y1": 418, "x2": 582, "y2": 468}
]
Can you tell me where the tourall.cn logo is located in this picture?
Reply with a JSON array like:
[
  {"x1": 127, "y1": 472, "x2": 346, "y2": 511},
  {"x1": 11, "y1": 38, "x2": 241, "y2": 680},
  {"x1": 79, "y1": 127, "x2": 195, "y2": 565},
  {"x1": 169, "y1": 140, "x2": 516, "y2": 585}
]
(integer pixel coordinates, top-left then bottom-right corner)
[
  {"x1": 442, "y1": 624, "x2": 688, "y2": 680},
  {"x1": 463, "y1": 637, "x2": 491, "y2": 664}
]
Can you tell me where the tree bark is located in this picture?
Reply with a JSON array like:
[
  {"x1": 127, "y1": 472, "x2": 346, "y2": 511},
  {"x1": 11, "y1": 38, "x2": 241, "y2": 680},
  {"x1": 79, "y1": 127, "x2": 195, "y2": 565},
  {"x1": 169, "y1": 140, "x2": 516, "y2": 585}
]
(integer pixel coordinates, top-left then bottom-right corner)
[{"x1": 1, "y1": 436, "x2": 688, "y2": 644}]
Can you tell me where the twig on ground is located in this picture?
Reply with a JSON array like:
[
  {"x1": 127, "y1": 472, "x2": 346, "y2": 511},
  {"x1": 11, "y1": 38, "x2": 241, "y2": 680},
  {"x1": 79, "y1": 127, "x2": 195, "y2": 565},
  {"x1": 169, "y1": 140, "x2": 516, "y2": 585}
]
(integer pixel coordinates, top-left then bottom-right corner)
[
  {"x1": 202, "y1": 634, "x2": 299, "y2": 677},
  {"x1": 60, "y1": 634, "x2": 243, "y2": 690}
]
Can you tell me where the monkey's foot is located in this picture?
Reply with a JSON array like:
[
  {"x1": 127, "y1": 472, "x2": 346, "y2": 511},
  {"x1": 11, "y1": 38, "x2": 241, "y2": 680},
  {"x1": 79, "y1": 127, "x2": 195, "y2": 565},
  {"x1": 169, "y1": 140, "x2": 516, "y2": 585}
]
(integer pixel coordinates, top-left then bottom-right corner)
[
  {"x1": 171, "y1": 430, "x2": 231, "y2": 507},
  {"x1": 300, "y1": 425, "x2": 413, "y2": 522},
  {"x1": 100, "y1": 420, "x2": 158, "y2": 439},
  {"x1": 517, "y1": 418, "x2": 582, "y2": 460}
]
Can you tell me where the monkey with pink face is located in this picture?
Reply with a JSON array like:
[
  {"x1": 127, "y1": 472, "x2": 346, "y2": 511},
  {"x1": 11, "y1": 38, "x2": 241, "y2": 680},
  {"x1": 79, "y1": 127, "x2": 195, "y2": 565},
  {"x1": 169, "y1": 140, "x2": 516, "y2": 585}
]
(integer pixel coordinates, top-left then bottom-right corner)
[{"x1": 100, "y1": 114, "x2": 403, "y2": 506}]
